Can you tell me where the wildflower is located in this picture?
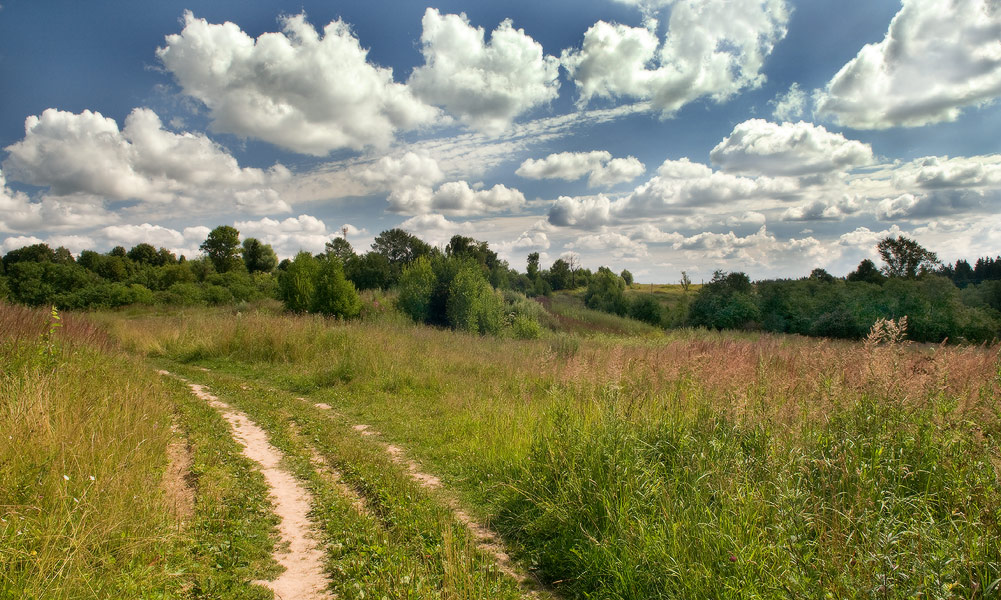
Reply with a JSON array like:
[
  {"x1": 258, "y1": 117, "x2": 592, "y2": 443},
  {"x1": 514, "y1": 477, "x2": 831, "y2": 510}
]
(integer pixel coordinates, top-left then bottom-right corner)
[
  {"x1": 63, "y1": 475, "x2": 69, "y2": 481},
  {"x1": 89, "y1": 475, "x2": 95, "y2": 481}
]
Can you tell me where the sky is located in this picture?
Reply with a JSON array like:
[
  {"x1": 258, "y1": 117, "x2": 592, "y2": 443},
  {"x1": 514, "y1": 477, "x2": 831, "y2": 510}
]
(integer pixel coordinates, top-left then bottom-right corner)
[{"x1": 1, "y1": 0, "x2": 1000, "y2": 283}]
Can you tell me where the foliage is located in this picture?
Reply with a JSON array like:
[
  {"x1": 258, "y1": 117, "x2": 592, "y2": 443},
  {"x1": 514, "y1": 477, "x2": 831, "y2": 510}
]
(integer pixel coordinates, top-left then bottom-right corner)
[
  {"x1": 447, "y1": 262, "x2": 504, "y2": 335},
  {"x1": 628, "y1": 294, "x2": 663, "y2": 325},
  {"x1": 397, "y1": 256, "x2": 435, "y2": 323},
  {"x1": 241, "y1": 237, "x2": 278, "y2": 274},
  {"x1": 877, "y1": 235, "x2": 939, "y2": 278},
  {"x1": 687, "y1": 270, "x2": 759, "y2": 330},
  {"x1": 620, "y1": 269, "x2": 634, "y2": 286},
  {"x1": 311, "y1": 256, "x2": 361, "y2": 318},
  {"x1": 584, "y1": 267, "x2": 627, "y2": 315},
  {"x1": 278, "y1": 251, "x2": 318, "y2": 313},
  {"x1": 200, "y1": 225, "x2": 243, "y2": 273}
]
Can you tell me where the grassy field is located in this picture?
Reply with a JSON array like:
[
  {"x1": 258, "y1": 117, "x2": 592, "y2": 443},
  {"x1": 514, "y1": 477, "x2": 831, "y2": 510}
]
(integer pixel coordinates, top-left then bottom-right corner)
[{"x1": 3, "y1": 299, "x2": 1000, "y2": 598}]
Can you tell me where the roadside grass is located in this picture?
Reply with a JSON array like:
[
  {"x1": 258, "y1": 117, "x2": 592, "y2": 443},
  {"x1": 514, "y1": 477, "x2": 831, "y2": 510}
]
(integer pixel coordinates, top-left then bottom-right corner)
[
  {"x1": 161, "y1": 363, "x2": 528, "y2": 600},
  {"x1": 0, "y1": 304, "x2": 185, "y2": 599},
  {"x1": 540, "y1": 293, "x2": 662, "y2": 336},
  {"x1": 0, "y1": 302, "x2": 285, "y2": 599},
  {"x1": 102, "y1": 304, "x2": 1001, "y2": 599}
]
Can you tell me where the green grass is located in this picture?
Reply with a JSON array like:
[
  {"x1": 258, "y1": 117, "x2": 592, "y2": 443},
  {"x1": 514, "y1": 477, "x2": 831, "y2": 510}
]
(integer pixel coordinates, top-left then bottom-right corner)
[{"x1": 12, "y1": 300, "x2": 1001, "y2": 599}]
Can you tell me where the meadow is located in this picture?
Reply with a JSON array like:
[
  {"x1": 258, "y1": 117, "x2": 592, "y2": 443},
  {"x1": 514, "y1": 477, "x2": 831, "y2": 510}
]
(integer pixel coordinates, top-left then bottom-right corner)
[{"x1": 2, "y1": 296, "x2": 999, "y2": 599}]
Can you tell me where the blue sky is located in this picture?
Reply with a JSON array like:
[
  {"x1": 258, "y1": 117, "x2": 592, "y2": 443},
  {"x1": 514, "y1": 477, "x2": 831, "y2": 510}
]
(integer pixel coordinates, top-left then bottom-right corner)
[{"x1": 2, "y1": 0, "x2": 1000, "y2": 282}]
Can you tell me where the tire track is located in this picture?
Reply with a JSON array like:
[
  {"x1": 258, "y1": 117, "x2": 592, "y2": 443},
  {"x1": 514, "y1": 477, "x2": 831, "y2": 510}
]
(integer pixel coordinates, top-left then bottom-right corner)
[{"x1": 167, "y1": 371, "x2": 333, "y2": 600}]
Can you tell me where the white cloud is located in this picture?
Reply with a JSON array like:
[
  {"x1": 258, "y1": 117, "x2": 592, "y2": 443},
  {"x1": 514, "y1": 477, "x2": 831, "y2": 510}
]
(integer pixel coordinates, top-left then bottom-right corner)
[
  {"x1": 815, "y1": 0, "x2": 1001, "y2": 129},
  {"x1": 46, "y1": 235, "x2": 95, "y2": 254},
  {"x1": 562, "y1": 0, "x2": 790, "y2": 114},
  {"x1": 157, "y1": 11, "x2": 438, "y2": 155},
  {"x1": 388, "y1": 180, "x2": 525, "y2": 216},
  {"x1": 355, "y1": 152, "x2": 445, "y2": 192},
  {"x1": 771, "y1": 82, "x2": 807, "y2": 121},
  {"x1": 2, "y1": 236, "x2": 44, "y2": 254},
  {"x1": 516, "y1": 150, "x2": 645, "y2": 187},
  {"x1": 2, "y1": 108, "x2": 290, "y2": 216},
  {"x1": 0, "y1": 169, "x2": 113, "y2": 233},
  {"x1": 234, "y1": 214, "x2": 335, "y2": 256},
  {"x1": 100, "y1": 223, "x2": 186, "y2": 248},
  {"x1": 710, "y1": 119, "x2": 873, "y2": 177},
  {"x1": 567, "y1": 231, "x2": 649, "y2": 258},
  {"x1": 547, "y1": 195, "x2": 614, "y2": 228},
  {"x1": 408, "y1": 9, "x2": 560, "y2": 133},
  {"x1": 781, "y1": 195, "x2": 863, "y2": 221},
  {"x1": 725, "y1": 211, "x2": 767, "y2": 227},
  {"x1": 398, "y1": 213, "x2": 475, "y2": 246},
  {"x1": 890, "y1": 154, "x2": 1001, "y2": 190}
]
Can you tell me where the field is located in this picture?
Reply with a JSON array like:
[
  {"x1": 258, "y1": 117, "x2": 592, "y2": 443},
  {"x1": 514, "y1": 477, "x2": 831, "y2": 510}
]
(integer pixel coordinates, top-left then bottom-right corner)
[{"x1": 2, "y1": 298, "x2": 1000, "y2": 599}]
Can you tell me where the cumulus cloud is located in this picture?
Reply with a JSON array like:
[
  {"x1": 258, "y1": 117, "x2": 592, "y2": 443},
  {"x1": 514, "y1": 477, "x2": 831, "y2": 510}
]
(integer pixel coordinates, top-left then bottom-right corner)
[
  {"x1": 2, "y1": 236, "x2": 44, "y2": 253},
  {"x1": 567, "y1": 231, "x2": 649, "y2": 258},
  {"x1": 890, "y1": 154, "x2": 1001, "y2": 190},
  {"x1": 771, "y1": 82, "x2": 807, "y2": 121},
  {"x1": 815, "y1": 0, "x2": 1001, "y2": 129},
  {"x1": 781, "y1": 195, "x2": 863, "y2": 221},
  {"x1": 548, "y1": 157, "x2": 796, "y2": 228},
  {"x1": 408, "y1": 9, "x2": 560, "y2": 133},
  {"x1": 516, "y1": 151, "x2": 645, "y2": 187},
  {"x1": 562, "y1": 0, "x2": 789, "y2": 114},
  {"x1": 91, "y1": 223, "x2": 210, "y2": 258},
  {"x1": 710, "y1": 119, "x2": 873, "y2": 177},
  {"x1": 2, "y1": 107, "x2": 290, "y2": 216},
  {"x1": 157, "y1": 11, "x2": 437, "y2": 154},
  {"x1": 398, "y1": 213, "x2": 475, "y2": 246},
  {"x1": 234, "y1": 214, "x2": 336, "y2": 256},
  {"x1": 388, "y1": 180, "x2": 525, "y2": 216},
  {"x1": 548, "y1": 195, "x2": 614, "y2": 228},
  {"x1": 0, "y1": 169, "x2": 113, "y2": 233},
  {"x1": 354, "y1": 152, "x2": 445, "y2": 192}
]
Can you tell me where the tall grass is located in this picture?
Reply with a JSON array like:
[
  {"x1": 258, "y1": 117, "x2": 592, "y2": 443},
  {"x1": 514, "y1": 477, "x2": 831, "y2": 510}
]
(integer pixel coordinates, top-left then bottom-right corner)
[
  {"x1": 98, "y1": 304, "x2": 1001, "y2": 599},
  {"x1": 0, "y1": 304, "x2": 184, "y2": 598}
]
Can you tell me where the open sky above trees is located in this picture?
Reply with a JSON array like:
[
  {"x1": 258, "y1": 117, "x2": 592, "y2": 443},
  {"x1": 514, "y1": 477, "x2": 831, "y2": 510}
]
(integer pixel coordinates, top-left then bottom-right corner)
[{"x1": 2, "y1": 0, "x2": 1000, "y2": 283}]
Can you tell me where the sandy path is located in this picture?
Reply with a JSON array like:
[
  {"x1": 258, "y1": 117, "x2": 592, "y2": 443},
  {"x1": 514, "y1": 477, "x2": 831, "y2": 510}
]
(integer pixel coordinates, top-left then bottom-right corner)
[{"x1": 186, "y1": 382, "x2": 332, "y2": 600}]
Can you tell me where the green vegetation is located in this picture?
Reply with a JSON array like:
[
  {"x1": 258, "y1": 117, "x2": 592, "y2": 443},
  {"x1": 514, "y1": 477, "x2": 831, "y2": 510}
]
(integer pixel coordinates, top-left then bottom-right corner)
[{"x1": 87, "y1": 301, "x2": 1000, "y2": 599}]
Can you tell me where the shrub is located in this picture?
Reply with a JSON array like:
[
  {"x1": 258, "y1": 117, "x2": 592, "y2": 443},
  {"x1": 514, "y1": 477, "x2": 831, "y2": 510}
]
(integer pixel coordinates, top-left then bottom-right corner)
[
  {"x1": 278, "y1": 252, "x2": 318, "y2": 312},
  {"x1": 397, "y1": 256, "x2": 435, "y2": 323},
  {"x1": 511, "y1": 314, "x2": 542, "y2": 339},
  {"x1": 584, "y1": 267, "x2": 627, "y2": 316},
  {"x1": 311, "y1": 257, "x2": 361, "y2": 318},
  {"x1": 628, "y1": 294, "x2": 663, "y2": 326}
]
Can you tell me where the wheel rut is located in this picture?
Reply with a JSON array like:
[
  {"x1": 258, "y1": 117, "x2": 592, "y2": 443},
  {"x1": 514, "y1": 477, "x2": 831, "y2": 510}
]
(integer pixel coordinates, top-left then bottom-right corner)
[{"x1": 167, "y1": 371, "x2": 333, "y2": 600}]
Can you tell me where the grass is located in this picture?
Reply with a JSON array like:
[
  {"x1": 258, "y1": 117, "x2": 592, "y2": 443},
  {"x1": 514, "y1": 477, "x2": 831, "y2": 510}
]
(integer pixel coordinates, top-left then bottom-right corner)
[{"x1": 8, "y1": 299, "x2": 1001, "y2": 598}]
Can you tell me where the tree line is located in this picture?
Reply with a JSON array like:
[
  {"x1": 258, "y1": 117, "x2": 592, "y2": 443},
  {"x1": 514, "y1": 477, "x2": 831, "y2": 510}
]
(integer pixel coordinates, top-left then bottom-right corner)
[{"x1": 2, "y1": 229, "x2": 999, "y2": 343}]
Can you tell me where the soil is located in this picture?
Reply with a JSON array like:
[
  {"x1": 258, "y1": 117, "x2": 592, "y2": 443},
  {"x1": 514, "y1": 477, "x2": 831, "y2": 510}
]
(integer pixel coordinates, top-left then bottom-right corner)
[{"x1": 186, "y1": 382, "x2": 333, "y2": 600}]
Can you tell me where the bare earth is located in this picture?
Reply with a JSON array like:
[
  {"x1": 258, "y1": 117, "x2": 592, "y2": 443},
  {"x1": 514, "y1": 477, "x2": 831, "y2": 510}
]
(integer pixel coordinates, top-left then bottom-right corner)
[{"x1": 186, "y1": 382, "x2": 332, "y2": 600}]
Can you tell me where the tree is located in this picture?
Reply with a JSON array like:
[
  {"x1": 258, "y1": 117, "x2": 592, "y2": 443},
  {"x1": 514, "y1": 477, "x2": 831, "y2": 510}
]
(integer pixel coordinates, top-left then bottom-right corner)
[
  {"x1": 278, "y1": 252, "x2": 318, "y2": 312},
  {"x1": 242, "y1": 238, "x2": 278, "y2": 274},
  {"x1": 846, "y1": 259, "x2": 886, "y2": 284},
  {"x1": 201, "y1": 225, "x2": 243, "y2": 273},
  {"x1": 809, "y1": 268, "x2": 836, "y2": 283},
  {"x1": 548, "y1": 259, "x2": 572, "y2": 290},
  {"x1": 584, "y1": 267, "x2": 627, "y2": 315},
  {"x1": 311, "y1": 257, "x2": 361, "y2": 318},
  {"x1": 620, "y1": 269, "x2": 634, "y2": 287},
  {"x1": 687, "y1": 270, "x2": 759, "y2": 330},
  {"x1": 680, "y1": 271, "x2": 692, "y2": 293},
  {"x1": 372, "y1": 228, "x2": 432, "y2": 266},
  {"x1": 346, "y1": 251, "x2": 392, "y2": 290},
  {"x1": 526, "y1": 252, "x2": 540, "y2": 280},
  {"x1": 877, "y1": 235, "x2": 939, "y2": 279},
  {"x1": 397, "y1": 256, "x2": 435, "y2": 323},
  {"x1": 325, "y1": 237, "x2": 355, "y2": 264},
  {"x1": 127, "y1": 243, "x2": 160, "y2": 266}
]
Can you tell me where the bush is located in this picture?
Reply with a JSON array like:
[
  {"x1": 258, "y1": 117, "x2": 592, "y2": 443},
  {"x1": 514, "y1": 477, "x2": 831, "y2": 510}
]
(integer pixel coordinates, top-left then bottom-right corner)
[
  {"x1": 278, "y1": 252, "x2": 318, "y2": 312},
  {"x1": 447, "y1": 263, "x2": 503, "y2": 335},
  {"x1": 397, "y1": 256, "x2": 435, "y2": 323},
  {"x1": 510, "y1": 314, "x2": 542, "y2": 339},
  {"x1": 628, "y1": 294, "x2": 663, "y2": 326},
  {"x1": 584, "y1": 267, "x2": 627, "y2": 316},
  {"x1": 311, "y1": 257, "x2": 361, "y2": 318}
]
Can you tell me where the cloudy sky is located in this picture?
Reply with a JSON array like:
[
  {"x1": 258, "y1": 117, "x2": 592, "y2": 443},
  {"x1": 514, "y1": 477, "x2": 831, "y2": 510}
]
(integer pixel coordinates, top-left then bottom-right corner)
[{"x1": 2, "y1": 0, "x2": 1000, "y2": 282}]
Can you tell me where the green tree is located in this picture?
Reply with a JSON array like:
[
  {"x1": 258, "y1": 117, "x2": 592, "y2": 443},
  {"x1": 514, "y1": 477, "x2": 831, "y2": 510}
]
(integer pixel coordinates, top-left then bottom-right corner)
[
  {"x1": 447, "y1": 263, "x2": 503, "y2": 335},
  {"x1": 548, "y1": 259, "x2": 572, "y2": 290},
  {"x1": 127, "y1": 243, "x2": 160, "y2": 266},
  {"x1": 877, "y1": 235, "x2": 940, "y2": 279},
  {"x1": 278, "y1": 252, "x2": 318, "y2": 312},
  {"x1": 311, "y1": 257, "x2": 361, "y2": 318},
  {"x1": 325, "y1": 237, "x2": 355, "y2": 264},
  {"x1": 397, "y1": 256, "x2": 436, "y2": 323},
  {"x1": 200, "y1": 225, "x2": 243, "y2": 273},
  {"x1": 846, "y1": 259, "x2": 886, "y2": 284},
  {"x1": 526, "y1": 252, "x2": 540, "y2": 280},
  {"x1": 620, "y1": 269, "x2": 634, "y2": 287},
  {"x1": 584, "y1": 267, "x2": 627, "y2": 315},
  {"x1": 687, "y1": 270, "x2": 759, "y2": 330},
  {"x1": 241, "y1": 238, "x2": 278, "y2": 274}
]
